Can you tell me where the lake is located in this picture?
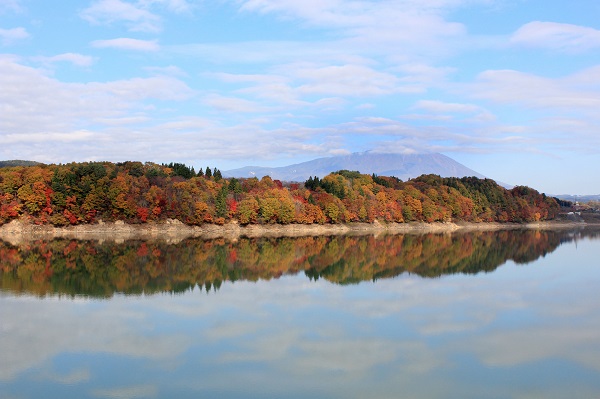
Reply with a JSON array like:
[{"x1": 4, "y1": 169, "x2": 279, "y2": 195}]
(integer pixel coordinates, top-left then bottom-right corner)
[{"x1": 1, "y1": 228, "x2": 600, "y2": 398}]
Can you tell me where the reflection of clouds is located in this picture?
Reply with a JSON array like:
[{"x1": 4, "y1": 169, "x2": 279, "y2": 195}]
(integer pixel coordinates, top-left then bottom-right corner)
[
  {"x1": 294, "y1": 339, "x2": 441, "y2": 374},
  {"x1": 418, "y1": 311, "x2": 494, "y2": 335},
  {"x1": 219, "y1": 328, "x2": 301, "y2": 363},
  {"x1": 469, "y1": 326, "x2": 600, "y2": 371},
  {"x1": 513, "y1": 387, "x2": 600, "y2": 399},
  {"x1": 458, "y1": 243, "x2": 600, "y2": 372},
  {"x1": 0, "y1": 297, "x2": 190, "y2": 381},
  {"x1": 91, "y1": 384, "x2": 158, "y2": 399},
  {"x1": 204, "y1": 320, "x2": 262, "y2": 341},
  {"x1": 192, "y1": 253, "x2": 600, "y2": 378},
  {"x1": 40, "y1": 368, "x2": 91, "y2": 384},
  {"x1": 2, "y1": 239, "x2": 600, "y2": 397}
]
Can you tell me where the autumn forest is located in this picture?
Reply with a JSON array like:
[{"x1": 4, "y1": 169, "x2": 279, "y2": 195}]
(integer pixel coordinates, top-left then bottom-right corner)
[{"x1": 0, "y1": 161, "x2": 561, "y2": 227}]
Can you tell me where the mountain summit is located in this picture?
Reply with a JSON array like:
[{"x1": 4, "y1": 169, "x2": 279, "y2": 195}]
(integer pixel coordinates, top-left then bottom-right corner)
[{"x1": 223, "y1": 152, "x2": 485, "y2": 182}]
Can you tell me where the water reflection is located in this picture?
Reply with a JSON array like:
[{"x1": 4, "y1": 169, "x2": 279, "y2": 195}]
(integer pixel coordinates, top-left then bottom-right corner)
[
  {"x1": 1, "y1": 229, "x2": 599, "y2": 297},
  {"x1": 1, "y1": 229, "x2": 600, "y2": 398}
]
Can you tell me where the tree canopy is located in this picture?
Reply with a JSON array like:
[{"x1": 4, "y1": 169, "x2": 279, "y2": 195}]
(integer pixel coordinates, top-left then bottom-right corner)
[{"x1": 0, "y1": 162, "x2": 561, "y2": 227}]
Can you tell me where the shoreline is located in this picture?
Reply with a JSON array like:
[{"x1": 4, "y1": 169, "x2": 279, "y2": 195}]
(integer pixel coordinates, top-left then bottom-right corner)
[{"x1": 0, "y1": 217, "x2": 593, "y2": 244}]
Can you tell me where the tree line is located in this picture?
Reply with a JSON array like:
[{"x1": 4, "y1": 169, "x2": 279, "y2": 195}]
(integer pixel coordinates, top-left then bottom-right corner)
[{"x1": 0, "y1": 161, "x2": 561, "y2": 226}]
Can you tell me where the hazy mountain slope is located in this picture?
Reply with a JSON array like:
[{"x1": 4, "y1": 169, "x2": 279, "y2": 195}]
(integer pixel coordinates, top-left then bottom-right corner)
[
  {"x1": 552, "y1": 194, "x2": 600, "y2": 202},
  {"x1": 0, "y1": 160, "x2": 43, "y2": 168},
  {"x1": 224, "y1": 152, "x2": 486, "y2": 182}
]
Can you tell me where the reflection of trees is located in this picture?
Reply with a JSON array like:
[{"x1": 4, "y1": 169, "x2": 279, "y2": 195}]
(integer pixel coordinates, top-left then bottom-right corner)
[{"x1": 0, "y1": 229, "x2": 596, "y2": 297}]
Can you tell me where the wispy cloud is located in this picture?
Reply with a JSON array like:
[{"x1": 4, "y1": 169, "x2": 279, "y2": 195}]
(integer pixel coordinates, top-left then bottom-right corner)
[
  {"x1": 0, "y1": 57, "x2": 194, "y2": 137},
  {"x1": 235, "y1": 0, "x2": 470, "y2": 58},
  {"x1": 81, "y1": 0, "x2": 162, "y2": 32},
  {"x1": 80, "y1": 0, "x2": 197, "y2": 32},
  {"x1": 34, "y1": 53, "x2": 95, "y2": 67},
  {"x1": 138, "y1": 0, "x2": 195, "y2": 13},
  {"x1": 511, "y1": 21, "x2": 600, "y2": 53},
  {"x1": 470, "y1": 67, "x2": 600, "y2": 110},
  {"x1": 204, "y1": 94, "x2": 270, "y2": 113},
  {"x1": 0, "y1": 27, "x2": 29, "y2": 45},
  {"x1": 0, "y1": 0, "x2": 22, "y2": 14},
  {"x1": 412, "y1": 100, "x2": 496, "y2": 122},
  {"x1": 291, "y1": 64, "x2": 401, "y2": 96},
  {"x1": 91, "y1": 38, "x2": 160, "y2": 51},
  {"x1": 144, "y1": 65, "x2": 188, "y2": 77},
  {"x1": 210, "y1": 62, "x2": 407, "y2": 107}
]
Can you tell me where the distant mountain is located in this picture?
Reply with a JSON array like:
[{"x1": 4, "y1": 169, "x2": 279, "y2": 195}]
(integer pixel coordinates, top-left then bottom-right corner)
[
  {"x1": 0, "y1": 160, "x2": 43, "y2": 168},
  {"x1": 223, "y1": 152, "x2": 486, "y2": 182},
  {"x1": 552, "y1": 194, "x2": 600, "y2": 203}
]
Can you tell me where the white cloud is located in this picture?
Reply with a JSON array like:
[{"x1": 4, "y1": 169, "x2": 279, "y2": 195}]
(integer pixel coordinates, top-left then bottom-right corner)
[
  {"x1": 0, "y1": 56, "x2": 341, "y2": 163},
  {"x1": 0, "y1": 58, "x2": 194, "y2": 141},
  {"x1": 238, "y1": 0, "x2": 364, "y2": 27},
  {"x1": 237, "y1": 0, "x2": 477, "y2": 29},
  {"x1": 210, "y1": 63, "x2": 403, "y2": 107},
  {"x1": 511, "y1": 21, "x2": 600, "y2": 53},
  {"x1": 35, "y1": 53, "x2": 95, "y2": 67},
  {"x1": 235, "y1": 0, "x2": 470, "y2": 59},
  {"x1": 413, "y1": 100, "x2": 496, "y2": 122},
  {"x1": 210, "y1": 72, "x2": 284, "y2": 85},
  {"x1": 0, "y1": 27, "x2": 29, "y2": 45},
  {"x1": 81, "y1": 0, "x2": 162, "y2": 32},
  {"x1": 138, "y1": 0, "x2": 195, "y2": 13},
  {"x1": 0, "y1": 131, "x2": 95, "y2": 145},
  {"x1": 170, "y1": 40, "x2": 359, "y2": 66},
  {"x1": 356, "y1": 103, "x2": 375, "y2": 109},
  {"x1": 0, "y1": 0, "x2": 22, "y2": 14},
  {"x1": 80, "y1": 0, "x2": 197, "y2": 32},
  {"x1": 470, "y1": 67, "x2": 600, "y2": 110},
  {"x1": 95, "y1": 76, "x2": 195, "y2": 101},
  {"x1": 394, "y1": 63, "x2": 455, "y2": 92},
  {"x1": 244, "y1": 82, "x2": 301, "y2": 105},
  {"x1": 414, "y1": 99, "x2": 485, "y2": 114},
  {"x1": 203, "y1": 94, "x2": 270, "y2": 113},
  {"x1": 292, "y1": 64, "x2": 400, "y2": 96},
  {"x1": 333, "y1": 115, "x2": 529, "y2": 156},
  {"x1": 144, "y1": 65, "x2": 188, "y2": 77},
  {"x1": 91, "y1": 38, "x2": 160, "y2": 51}
]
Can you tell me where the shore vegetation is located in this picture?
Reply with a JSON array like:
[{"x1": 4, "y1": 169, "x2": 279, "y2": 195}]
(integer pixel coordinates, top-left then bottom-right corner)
[{"x1": 0, "y1": 161, "x2": 561, "y2": 227}]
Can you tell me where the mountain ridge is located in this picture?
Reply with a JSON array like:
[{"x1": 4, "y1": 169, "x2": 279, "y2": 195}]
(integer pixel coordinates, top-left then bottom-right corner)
[{"x1": 223, "y1": 152, "x2": 486, "y2": 182}]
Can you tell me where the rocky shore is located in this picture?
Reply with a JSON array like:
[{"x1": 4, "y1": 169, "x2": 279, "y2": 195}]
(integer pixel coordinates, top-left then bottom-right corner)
[{"x1": 0, "y1": 216, "x2": 592, "y2": 244}]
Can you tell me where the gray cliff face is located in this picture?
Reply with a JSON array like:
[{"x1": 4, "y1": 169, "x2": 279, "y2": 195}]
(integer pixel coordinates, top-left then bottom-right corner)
[{"x1": 223, "y1": 152, "x2": 485, "y2": 182}]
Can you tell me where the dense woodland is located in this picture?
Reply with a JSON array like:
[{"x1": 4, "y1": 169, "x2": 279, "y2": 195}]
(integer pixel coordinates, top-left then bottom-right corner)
[
  {"x1": 0, "y1": 161, "x2": 561, "y2": 227},
  {"x1": 1, "y1": 230, "x2": 585, "y2": 297}
]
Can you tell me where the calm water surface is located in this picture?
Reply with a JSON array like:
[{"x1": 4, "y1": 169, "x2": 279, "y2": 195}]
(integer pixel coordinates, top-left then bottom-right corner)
[{"x1": 1, "y1": 229, "x2": 600, "y2": 398}]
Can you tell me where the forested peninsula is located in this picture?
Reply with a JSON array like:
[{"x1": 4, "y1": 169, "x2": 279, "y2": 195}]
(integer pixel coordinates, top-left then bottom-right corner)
[{"x1": 0, "y1": 161, "x2": 561, "y2": 228}]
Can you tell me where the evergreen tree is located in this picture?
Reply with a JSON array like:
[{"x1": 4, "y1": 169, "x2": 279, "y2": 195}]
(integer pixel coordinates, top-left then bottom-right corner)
[
  {"x1": 305, "y1": 176, "x2": 321, "y2": 191},
  {"x1": 215, "y1": 185, "x2": 228, "y2": 217},
  {"x1": 214, "y1": 168, "x2": 222, "y2": 181}
]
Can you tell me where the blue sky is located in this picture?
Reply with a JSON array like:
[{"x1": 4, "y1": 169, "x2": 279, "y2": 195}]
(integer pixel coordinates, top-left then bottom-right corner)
[{"x1": 1, "y1": 0, "x2": 599, "y2": 194}]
